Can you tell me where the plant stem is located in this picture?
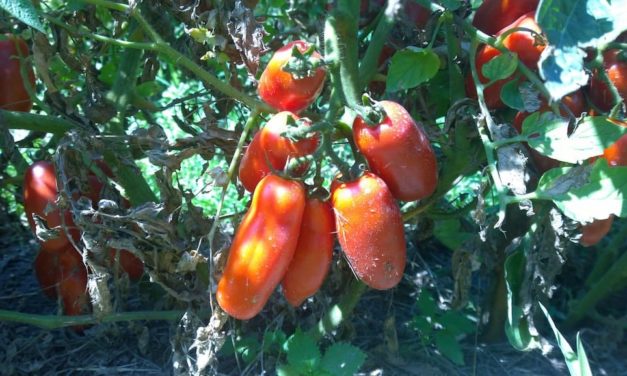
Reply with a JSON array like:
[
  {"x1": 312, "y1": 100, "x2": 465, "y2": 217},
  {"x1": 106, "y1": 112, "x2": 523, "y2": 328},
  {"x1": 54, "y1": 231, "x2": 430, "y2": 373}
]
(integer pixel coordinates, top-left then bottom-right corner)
[
  {"x1": 0, "y1": 110, "x2": 76, "y2": 134},
  {"x1": 358, "y1": 0, "x2": 396, "y2": 89}
]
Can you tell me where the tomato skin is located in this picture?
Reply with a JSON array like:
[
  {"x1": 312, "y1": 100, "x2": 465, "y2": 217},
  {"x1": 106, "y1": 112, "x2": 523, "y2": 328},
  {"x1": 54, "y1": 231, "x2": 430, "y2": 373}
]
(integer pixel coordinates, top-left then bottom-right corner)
[
  {"x1": 23, "y1": 161, "x2": 77, "y2": 253},
  {"x1": 467, "y1": 12, "x2": 544, "y2": 109},
  {"x1": 34, "y1": 250, "x2": 60, "y2": 299},
  {"x1": 108, "y1": 249, "x2": 144, "y2": 281},
  {"x1": 581, "y1": 216, "x2": 614, "y2": 247},
  {"x1": 472, "y1": 0, "x2": 540, "y2": 36},
  {"x1": 217, "y1": 175, "x2": 306, "y2": 320},
  {"x1": 603, "y1": 134, "x2": 627, "y2": 166},
  {"x1": 258, "y1": 40, "x2": 326, "y2": 113},
  {"x1": 0, "y1": 34, "x2": 35, "y2": 112},
  {"x1": 238, "y1": 112, "x2": 318, "y2": 192},
  {"x1": 331, "y1": 172, "x2": 406, "y2": 290},
  {"x1": 589, "y1": 50, "x2": 627, "y2": 111},
  {"x1": 353, "y1": 101, "x2": 438, "y2": 201},
  {"x1": 281, "y1": 198, "x2": 334, "y2": 307}
]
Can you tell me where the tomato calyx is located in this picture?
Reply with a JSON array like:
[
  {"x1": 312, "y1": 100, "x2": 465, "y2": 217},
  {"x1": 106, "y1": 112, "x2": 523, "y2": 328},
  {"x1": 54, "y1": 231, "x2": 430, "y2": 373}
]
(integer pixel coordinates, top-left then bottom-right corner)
[
  {"x1": 281, "y1": 44, "x2": 326, "y2": 80},
  {"x1": 353, "y1": 94, "x2": 386, "y2": 127}
]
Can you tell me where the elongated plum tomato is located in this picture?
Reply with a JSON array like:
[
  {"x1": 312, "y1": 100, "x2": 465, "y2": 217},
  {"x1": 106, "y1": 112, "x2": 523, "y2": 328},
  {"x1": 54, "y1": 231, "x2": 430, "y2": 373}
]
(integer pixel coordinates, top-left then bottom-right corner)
[
  {"x1": 0, "y1": 34, "x2": 36, "y2": 112},
  {"x1": 472, "y1": 0, "x2": 540, "y2": 36},
  {"x1": 34, "y1": 249, "x2": 61, "y2": 299},
  {"x1": 258, "y1": 40, "x2": 326, "y2": 113},
  {"x1": 589, "y1": 50, "x2": 627, "y2": 111},
  {"x1": 332, "y1": 172, "x2": 406, "y2": 290},
  {"x1": 238, "y1": 112, "x2": 318, "y2": 192},
  {"x1": 467, "y1": 12, "x2": 544, "y2": 108},
  {"x1": 23, "y1": 161, "x2": 77, "y2": 253},
  {"x1": 353, "y1": 101, "x2": 437, "y2": 201},
  {"x1": 217, "y1": 175, "x2": 306, "y2": 320},
  {"x1": 281, "y1": 198, "x2": 334, "y2": 307}
]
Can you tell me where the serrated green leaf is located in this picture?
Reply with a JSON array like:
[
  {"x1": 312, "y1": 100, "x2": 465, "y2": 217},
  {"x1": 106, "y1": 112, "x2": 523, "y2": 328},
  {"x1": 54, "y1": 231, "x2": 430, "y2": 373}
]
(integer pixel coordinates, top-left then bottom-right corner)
[
  {"x1": 539, "y1": 46, "x2": 590, "y2": 102},
  {"x1": 136, "y1": 81, "x2": 165, "y2": 98},
  {"x1": 501, "y1": 79, "x2": 526, "y2": 111},
  {"x1": 434, "y1": 331, "x2": 464, "y2": 365},
  {"x1": 320, "y1": 343, "x2": 366, "y2": 376},
  {"x1": 0, "y1": 0, "x2": 44, "y2": 32},
  {"x1": 285, "y1": 330, "x2": 321, "y2": 371},
  {"x1": 523, "y1": 113, "x2": 627, "y2": 164},
  {"x1": 536, "y1": 159, "x2": 627, "y2": 223},
  {"x1": 412, "y1": 316, "x2": 433, "y2": 334},
  {"x1": 437, "y1": 311, "x2": 475, "y2": 335},
  {"x1": 263, "y1": 330, "x2": 287, "y2": 353},
  {"x1": 417, "y1": 290, "x2": 438, "y2": 317},
  {"x1": 434, "y1": 219, "x2": 472, "y2": 251},
  {"x1": 482, "y1": 52, "x2": 518, "y2": 82},
  {"x1": 539, "y1": 303, "x2": 593, "y2": 376},
  {"x1": 386, "y1": 47, "x2": 440, "y2": 92}
]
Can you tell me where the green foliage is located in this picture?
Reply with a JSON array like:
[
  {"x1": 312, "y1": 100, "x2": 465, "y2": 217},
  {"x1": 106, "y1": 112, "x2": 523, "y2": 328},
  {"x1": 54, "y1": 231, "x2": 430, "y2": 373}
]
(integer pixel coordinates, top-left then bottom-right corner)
[
  {"x1": 386, "y1": 47, "x2": 440, "y2": 92},
  {"x1": 411, "y1": 290, "x2": 475, "y2": 365},
  {"x1": 482, "y1": 52, "x2": 518, "y2": 82},
  {"x1": 0, "y1": 0, "x2": 44, "y2": 32}
]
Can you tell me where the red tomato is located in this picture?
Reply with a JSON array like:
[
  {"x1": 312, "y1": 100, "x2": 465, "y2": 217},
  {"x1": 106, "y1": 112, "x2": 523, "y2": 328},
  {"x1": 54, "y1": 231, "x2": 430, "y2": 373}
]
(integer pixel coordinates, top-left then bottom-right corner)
[
  {"x1": 217, "y1": 174, "x2": 306, "y2": 320},
  {"x1": 472, "y1": 0, "x2": 540, "y2": 36},
  {"x1": 513, "y1": 90, "x2": 585, "y2": 173},
  {"x1": 331, "y1": 172, "x2": 406, "y2": 290},
  {"x1": 580, "y1": 216, "x2": 614, "y2": 247},
  {"x1": 281, "y1": 197, "x2": 334, "y2": 307},
  {"x1": 589, "y1": 50, "x2": 627, "y2": 111},
  {"x1": 23, "y1": 161, "x2": 77, "y2": 253},
  {"x1": 406, "y1": 1, "x2": 431, "y2": 29},
  {"x1": 467, "y1": 12, "x2": 544, "y2": 108},
  {"x1": 603, "y1": 133, "x2": 627, "y2": 166},
  {"x1": 258, "y1": 40, "x2": 326, "y2": 113},
  {"x1": 0, "y1": 34, "x2": 36, "y2": 112},
  {"x1": 238, "y1": 112, "x2": 318, "y2": 192},
  {"x1": 353, "y1": 101, "x2": 438, "y2": 201},
  {"x1": 57, "y1": 247, "x2": 89, "y2": 319},
  {"x1": 34, "y1": 249, "x2": 60, "y2": 299},
  {"x1": 108, "y1": 249, "x2": 144, "y2": 281}
]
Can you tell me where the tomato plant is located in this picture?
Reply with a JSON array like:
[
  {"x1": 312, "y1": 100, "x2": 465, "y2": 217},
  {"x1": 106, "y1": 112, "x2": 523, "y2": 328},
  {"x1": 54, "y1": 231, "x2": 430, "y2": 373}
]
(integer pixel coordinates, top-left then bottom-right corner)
[
  {"x1": 57, "y1": 246, "x2": 89, "y2": 317},
  {"x1": 472, "y1": 0, "x2": 540, "y2": 36},
  {"x1": 108, "y1": 249, "x2": 144, "y2": 281},
  {"x1": 238, "y1": 112, "x2": 318, "y2": 192},
  {"x1": 217, "y1": 174, "x2": 306, "y2": 319},
  {"x1": 580, "y1": 216, "x2": 615, "y2": 247},
  {"x1": 257, "y1": 40, "x2": 326, "y2": 114},
  {"x1": 34, "y1": 249, "x2": 60, "y2": 299},
  {"x1": 23, "y1": 161, "x2": 77, "y2": 253},
  {"x1": 353, "y1": 100, "x2": 438, "y2": 201},
  {"x1": 0, "y1": 34, "x2": 35, "y2": 112},
  {"x1": 331, "y1": 172, "x2": 406, "y2": 290},
  {"x1": 281, "y1": 197, "x2": 334, "y2": 307},
  {"x1": 589, "y1": 49, "x2": 627, "y2": 111}
]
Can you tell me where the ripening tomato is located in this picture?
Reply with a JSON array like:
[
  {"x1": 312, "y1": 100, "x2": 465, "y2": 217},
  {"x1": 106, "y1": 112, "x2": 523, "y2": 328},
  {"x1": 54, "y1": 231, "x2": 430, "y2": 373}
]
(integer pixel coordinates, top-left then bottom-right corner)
[
  {"x1": 238, "y1": 112, "x2": 318, "y2": 192},
  {"x1": 57, "y1": 247, "x2": 89, "y2": 318},
  {"x1": 217, "y1": 174, "x2": 306, "y2": 320},
  {"x1": 581, "y1": 216, "x2": 615, "y2": 247},
  {"x1": 23, "y1": 161, "x2": 78, "y2": 253},
  {"x1": 589, "y1": 50, "x2": 627, "y2": 111},
  {"x1": 34, "y1": 249, "x2": 60, "y2": 299},
  {"x1": 258, "y1": 40, "x2": 326, "y2": 113},
  {"x1": 472, "y1": 0, "x2": 540, "y2": 36},
  {"x1": 513, "y1": 90, "x2": 585, "y2": 173},
  {"x1": 331, "y1": 172, "x2": 406, "y2": 290},
  {"x1": 0, "y1": 34, "x2": 36, "y2": 112},
  {"x1": 353, "y1": 101, "x2": 438, "y2": 201},
  {"x1": 467, "y1": 12, "x2": 545, "y2": 108},
  {"x1": 281, "y1": 197, "x2": 334, "y2": 307},
  {"x1": 108, "y1": 249, "x2": 144, "y2": 281},
  {"x1": 603, "y1": 133, "x2": 627, "y2": 166}
]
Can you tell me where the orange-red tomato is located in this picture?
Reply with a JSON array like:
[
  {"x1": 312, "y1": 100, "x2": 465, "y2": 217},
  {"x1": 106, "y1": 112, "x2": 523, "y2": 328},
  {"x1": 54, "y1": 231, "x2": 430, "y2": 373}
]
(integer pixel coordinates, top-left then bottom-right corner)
[
  {"x1": 57, "y1": 247, "x2": 89, "y2": 318},
  {"x1": 238, "y1": 112, "x2": 318, "y2": 192},
  {"x1": 353, "y1": 101, "x2": 438, "y2": 201},
  {"x1": 589, "y1": 50, "x2": 627, "y2": 111},
  {"x1": 34, "y1": 249, "x2": 60, "y2": 299},
  {"x1": 23, "y1": 161, "x2": 77, "y2": 253},
  {"x1": 331, "y1": 172, "x2": 406, "y2": 290},
  {"x1": 258, "y1": 40, "x2": 326, "y2": 113},
  {"x1": 603, "y1": 133, "x2": 627, "y2": 166},
  {"x1": 467, "y1": 12, "x2": 544, "y2": 108},
  {"x1": 472, "y1": 0, "x2": 540, "y2": 36},
  {"x1": 581, "y1": 216, "x2": 614, "y2": 247},
  {"x1": 0, "y1": 34, "x2": 36, "y2": 112},
  {"x1": 281, "y1": 197, "x2": 334, "y2": 307},
  {"x1": 108, "y1": 249, "x2": 144, "y2": 281},
  {"x1": 217, "y1": 175, "x2": 306, "y2": 319}
]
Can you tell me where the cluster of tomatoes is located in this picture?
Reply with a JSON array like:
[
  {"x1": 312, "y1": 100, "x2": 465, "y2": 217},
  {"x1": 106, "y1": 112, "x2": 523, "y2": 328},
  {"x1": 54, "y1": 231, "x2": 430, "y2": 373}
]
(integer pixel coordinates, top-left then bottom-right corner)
[
  {"x1": 468, "y1": 0, "x2": 627, "y2": 246},
  {"x1": 1, "y1": 34, "x2": 144, "y2": 323},
  {"x1": 215, "y1": 40, "x2": 438, "y2": 320}
]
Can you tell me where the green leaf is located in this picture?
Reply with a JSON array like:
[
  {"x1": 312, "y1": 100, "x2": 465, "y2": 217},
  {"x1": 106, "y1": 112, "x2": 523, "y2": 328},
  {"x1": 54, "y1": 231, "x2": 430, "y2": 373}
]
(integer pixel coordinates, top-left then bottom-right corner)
[
  {"x1": 482, "y1": 52, "x2": 518, "y2": 82},
  {"x1": 434, "y1": 219, "x2": 472, "y2": 251},
  {"x1": 0, "y1": 0, "x2": 45, "y2": 32},
  {"x1": 320, "y1": 343, "x2": 366, "y2": 376},
  {"x1": 386, "y1": 47, "x2": 440, "y2": 92},
  {"x1": 416, "y1": 290, "x2": 438, "y2": 317},
  {"x1": 284, "y1": 330, "x2": 321, "y2": 372},
  {"x1": 412, "y1": 316, "x2": 433, "y2": 334},
  {"x1": 523, "y1": 113, "x2": 627, "y2": 164},
  {"x1": 276, "y1": 364, "x2": 302, "y2": 376},
  {"x1": 504, "y1": 247, "x2": 541, "y2": 351},
  {"x1": 536, "y1": 159, "x2": 627, "y2": 223},
  {"x1": 438, "y1": 311, "x2": 475, "y2": 335},
  {"x1": 263, "y1": 330, "x2": 287, "y2": 353},
  {"x1": 539, "y1": 303, "x2": 593, "y2": 376},
  {"x1": 440, "y1": 0, "x2": 462, "y2": 10},
  {"x1": 434, "y1": 331, "x2": 464, "y2": 365},
  {"x1": 501, "y1": 79, "x2": 526, "y2": 111},
  {"x1": 537, "y1": 0, "x2": 627, "y2": 100},
  {"x1": 136, "y1": 81, "x2": 165, "y2": 98}
]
